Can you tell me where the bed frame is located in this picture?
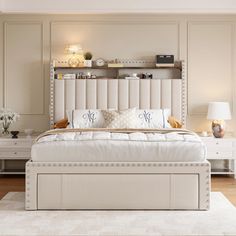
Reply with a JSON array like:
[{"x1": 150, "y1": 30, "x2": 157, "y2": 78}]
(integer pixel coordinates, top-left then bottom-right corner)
[{"x1": 25, "y1": 61, "x2": 210, "y2": 210}]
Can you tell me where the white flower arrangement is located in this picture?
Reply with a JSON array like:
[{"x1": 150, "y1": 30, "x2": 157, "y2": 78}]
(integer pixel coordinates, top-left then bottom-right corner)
[
  {"x1": 0, "y1": 108, "x2": 19, "y2": 123},
  {"x1": 0, "y1": 108, "x2": 20, "y2": 134}
]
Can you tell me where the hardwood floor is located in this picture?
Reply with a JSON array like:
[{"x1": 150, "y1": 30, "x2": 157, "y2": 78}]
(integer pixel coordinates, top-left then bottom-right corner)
[
  {"x1": 0, "y1": 175, "x2": 25, "y2": 200},
  {"x1": 211, "y1": 175, "x2": 236, "y2": 206},
  {"x1": 0, "y1": 175, "x2": 236, "y2": 206}
]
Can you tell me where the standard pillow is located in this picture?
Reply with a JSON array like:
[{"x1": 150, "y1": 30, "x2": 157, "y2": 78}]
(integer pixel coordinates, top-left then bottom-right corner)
[
  {"x1": 134, "y1": 109, "x2": 171, "y2": 128},
  {"x1": 102, "y1": 108, "x2": 137, "y2": 128},
  {"x1": 67, "y1": 109, "x2": 105, "y2": 128}
]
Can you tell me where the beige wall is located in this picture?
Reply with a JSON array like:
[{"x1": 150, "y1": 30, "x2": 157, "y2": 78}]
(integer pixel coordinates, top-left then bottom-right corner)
[{"x1": 0, "y1": 14, "x2": 235, "y2": 132}]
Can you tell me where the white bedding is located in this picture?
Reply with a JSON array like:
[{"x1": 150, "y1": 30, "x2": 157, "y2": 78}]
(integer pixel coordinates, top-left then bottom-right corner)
[{"x1": 31, "y1": 130, "x2": 206, "y2": 162}]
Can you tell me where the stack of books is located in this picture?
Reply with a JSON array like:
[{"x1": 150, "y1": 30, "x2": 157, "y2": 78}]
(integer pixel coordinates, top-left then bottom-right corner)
[
  {"x1": 107, "y1": 63, "x2": 124, "y2": 68},
  {"x1": 55, "y1": 73, "x2": 76, "y2": 80}
]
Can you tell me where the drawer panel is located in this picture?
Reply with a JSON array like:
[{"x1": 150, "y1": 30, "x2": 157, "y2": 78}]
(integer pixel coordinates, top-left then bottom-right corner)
[
  {"x1": 63, "y1": 174, "x2": 171, "y2": 209},
  {"x1": 0, "y1": 140, "x2": 33, "y2": 147},
  {"x1": 38, "y1": 174, "x2": 199, "y2": 210},
  {"x1": 204, "y1": 140, "x2": 233, "y2": 148},
  {"x1": 0, "y1": 151, "x2": 31, "y2": 159},
  {"x1": 207, "y1": 150, "x2": 233, "y2": 159},
  {"x1": 171, "y1": 174, "x2": 198, "y2": 209},
  {"x1": 38, "y1": 174, "x2": 171, "y2": 210}
]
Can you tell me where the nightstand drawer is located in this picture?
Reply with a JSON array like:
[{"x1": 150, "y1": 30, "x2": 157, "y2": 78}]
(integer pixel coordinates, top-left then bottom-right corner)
[
  {"x1": 0, "y1": 140, "x2": 33, "y2": 147},
  {"x1": 207, "y1": 150, "x2": 233, "y2": 159},
  {"x1": 0, "y1": 151, "x2": 31, "y2": 159},
  {"x1": 204, "y1": 139, "x2": 233, "y2": 148}
]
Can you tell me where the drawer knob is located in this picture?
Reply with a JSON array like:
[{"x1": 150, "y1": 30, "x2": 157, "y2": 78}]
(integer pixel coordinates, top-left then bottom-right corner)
[
  {"x1": 14, "y1": 152, "x2": 17, "y2": 155},
  {"x1": 216, "y1": 142, "x2": 219, "y2": 145},
  {"x1": 14, "y1": 142, "x2": 17, "y2": 145},
  {"x1": 216, "y1": 152, "x2": 219, "y2": 154}
]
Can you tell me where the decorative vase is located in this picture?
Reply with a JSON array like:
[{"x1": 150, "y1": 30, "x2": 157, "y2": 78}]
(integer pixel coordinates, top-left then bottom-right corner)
[
  {"x1": 212, "y1": 120, "x2": 225, "y2": 138},
  {"x1": 84, "y1": 60, "x2": 92, "y2": 67},
  {"x1": 11, "y1": 131, "x2": 19, "y2": 139},
  {"x1": 2, "y1": 119, "x2": 11, "y2": 135}
]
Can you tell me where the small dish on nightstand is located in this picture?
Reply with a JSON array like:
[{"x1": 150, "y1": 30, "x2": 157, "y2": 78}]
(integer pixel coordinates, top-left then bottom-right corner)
[{"x1": 198, "y1": 131, "x2": 211, "y2": 137}]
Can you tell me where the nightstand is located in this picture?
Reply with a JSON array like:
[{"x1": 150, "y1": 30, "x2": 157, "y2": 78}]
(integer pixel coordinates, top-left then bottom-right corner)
[
  {"x1": 0, "y1": 134, "x2": 37, "y2": 174},
  {"x1": 200, "y1": 136, "x2": 236, "y2": 178}
]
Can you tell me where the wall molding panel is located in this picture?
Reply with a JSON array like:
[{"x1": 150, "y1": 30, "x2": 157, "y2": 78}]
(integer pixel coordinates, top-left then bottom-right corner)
[
  {"x1": 50, "y1": 20, "x2": 180, "y2": 62},
  {"x1": 3, "y1": 21, "x2": 45, "y2": 115},
  {"x1": 187, "y1": 21, "x2": 234, "y2": 116}
]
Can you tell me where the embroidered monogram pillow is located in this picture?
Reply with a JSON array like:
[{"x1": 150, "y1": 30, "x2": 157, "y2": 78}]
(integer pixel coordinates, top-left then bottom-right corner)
[
  {"x1": 134, "y1": 109, "x2": 171, "y2": 128},
  {"x1": 102, "y1": 108, "x2": 137, "y2": 128},
  {"x1": 67, "y1": 109, "x2": 105, "y2": 128}
]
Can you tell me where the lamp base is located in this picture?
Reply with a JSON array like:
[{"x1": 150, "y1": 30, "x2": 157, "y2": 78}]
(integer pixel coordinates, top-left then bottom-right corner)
[
  {"x1": 212, "y1": 120, "x2": 225, "y2": 138},
  {"x1": 68, "y1": 56, "x2": 80, "y2": 67}
]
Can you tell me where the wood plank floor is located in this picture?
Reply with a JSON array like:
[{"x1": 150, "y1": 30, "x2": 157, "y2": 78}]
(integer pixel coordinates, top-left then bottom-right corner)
[
  {"x1": 0, "y1": 175, "x2": 236, "y2": 206},
  {"x1": 211, "y1": 175, "x2": 236, "y2": 206},
  {"x1": 0, "y1": 175, "x2": 25, "y2": 200}
]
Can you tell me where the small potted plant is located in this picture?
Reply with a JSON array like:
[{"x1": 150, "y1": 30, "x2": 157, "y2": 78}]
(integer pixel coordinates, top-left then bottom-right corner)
[
  {"x1": 0, "y1": 108, "x2": 20, "y2": 135},
  {"x1": 83, "y1": 52, "x2": 93, "y2": 67}
]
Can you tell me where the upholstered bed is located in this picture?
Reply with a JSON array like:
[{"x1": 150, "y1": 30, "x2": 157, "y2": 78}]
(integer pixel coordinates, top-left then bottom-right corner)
[{"x1": 25, "y1": 69, "x2": 210, "y2": 210}]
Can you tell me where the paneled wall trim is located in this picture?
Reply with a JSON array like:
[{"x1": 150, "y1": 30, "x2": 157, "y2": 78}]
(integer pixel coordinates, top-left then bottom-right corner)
[
  {"x1": 50, "y1": 20, "x2": 180, "y2": 62},
  {"x1": 187, "y1": 21, "x2": 234, "y2": 116},
  {"x1": 0, "y1": 14, "x2": 235, "y2": 132},
  {"x1": 3, "y1": 21, "x2": 45, "y2": 115}
]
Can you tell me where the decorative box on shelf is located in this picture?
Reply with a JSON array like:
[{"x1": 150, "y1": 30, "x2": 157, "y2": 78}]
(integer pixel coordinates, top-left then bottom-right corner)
[
  {"x1": 200, "y1": 135, "x2": 236, "y2": 178},
  {"x1": 0, "y1": 133, "x2": 37, "y2": 174}
]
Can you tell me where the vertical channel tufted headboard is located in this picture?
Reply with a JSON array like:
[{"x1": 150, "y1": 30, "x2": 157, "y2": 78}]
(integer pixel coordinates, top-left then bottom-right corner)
[{"x1": 50, "y1": 78, "x2": 186, "y2": 128}]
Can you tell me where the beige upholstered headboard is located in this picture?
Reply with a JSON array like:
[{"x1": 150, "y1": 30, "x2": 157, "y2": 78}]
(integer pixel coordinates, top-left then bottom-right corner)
[{"x1": 50, "y1": 78, "x2": 186, "y2": 127}]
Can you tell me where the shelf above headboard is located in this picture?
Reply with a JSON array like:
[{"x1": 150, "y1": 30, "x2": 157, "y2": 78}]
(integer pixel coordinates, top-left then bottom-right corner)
[{"x1": 49, "y1": 60, "x2": 186, "y2": 128}]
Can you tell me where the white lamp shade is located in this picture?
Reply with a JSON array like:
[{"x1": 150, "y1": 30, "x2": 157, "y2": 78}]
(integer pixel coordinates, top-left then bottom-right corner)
[{"x1": 207, "y1": 102, "x2": 231, "y2": 120}]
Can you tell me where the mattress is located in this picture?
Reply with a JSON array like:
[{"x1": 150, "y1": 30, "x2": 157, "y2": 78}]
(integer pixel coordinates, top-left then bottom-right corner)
[{"x1": 31, "y1": 129, "x2": 206, "y2": 162}]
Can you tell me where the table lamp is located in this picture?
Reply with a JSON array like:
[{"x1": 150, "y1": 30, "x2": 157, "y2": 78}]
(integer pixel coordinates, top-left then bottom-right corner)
[
  {"x1": 207, "y1": 102, "x2": 231, "y2": 138},
  {"x1": 65, "y1": 44, "x2": 83, "y2": 67}
]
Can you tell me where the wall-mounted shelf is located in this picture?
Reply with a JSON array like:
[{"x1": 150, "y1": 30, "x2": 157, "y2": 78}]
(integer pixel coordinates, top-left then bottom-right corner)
[
  {"x1": 53, "y1": 62, "x2": 183, "y2": 80},
  {"x1": 54, "y1": 66, "x2": 182, "y2": 70}
]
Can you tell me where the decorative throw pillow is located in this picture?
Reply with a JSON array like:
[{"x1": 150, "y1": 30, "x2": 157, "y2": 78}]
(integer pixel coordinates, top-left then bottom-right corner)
[
  {"x1": 53, "y1": 118, "x2": 69, "y2": 129},
  {"x1": 67, "y1": 109, "x2": 105, "y2": 128},
  {"x1": 134, "y1": 109, "x2": 171, "y2": 128},
  {"x1": 168, "y1": 116, "x2": 182, "y2": 128},
  {"x1": 102, "y1": 108, "x2": 137, "y2": 128}
]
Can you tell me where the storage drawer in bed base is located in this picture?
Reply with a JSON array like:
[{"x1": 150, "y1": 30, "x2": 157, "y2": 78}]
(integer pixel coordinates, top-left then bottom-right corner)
[
  {"x1": 38, "y1": 173, "x2": 198, "y2": 210},
  {"x1": 25, "y1": 161, "x2": 210, "y2": 210}
]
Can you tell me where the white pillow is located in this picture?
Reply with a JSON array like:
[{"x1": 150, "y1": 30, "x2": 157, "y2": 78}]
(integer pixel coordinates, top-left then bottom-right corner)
[
  {"x1": 67, "y1": 109, "x2": 105, "y2": 128},
  {"x1": 134, "y1": 109, "x2": 171, "y2": 128},
  {"x1": 102, "y1": 108, "x2": 137, "y2": 128}
]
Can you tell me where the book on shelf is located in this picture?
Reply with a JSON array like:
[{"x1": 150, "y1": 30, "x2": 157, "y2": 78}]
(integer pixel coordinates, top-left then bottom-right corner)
[
  {"x1": 125, "y1": 77, "x2": 140, "y2": 80},
  {"x1": 156, "y1": 63, "x2": 175, "y2": 68},
  {"x1": 63, "y1": 74, "x2": 76, "y2": 79},
  {"x1": 107, "y1": 63, "x2": 124, "y2": 68},
  {"x1": 56, "y1": 73, "x2": 76, "y2": 79}
]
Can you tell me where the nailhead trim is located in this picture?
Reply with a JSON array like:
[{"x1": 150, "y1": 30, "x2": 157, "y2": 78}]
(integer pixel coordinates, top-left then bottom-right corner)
[
  {"x1": 25, "y1": 165, "x2": 30, "y2": 210},
  {"x1": 26, "y1": 162, "x2": 210, "y2": 168},
  {"x1": 181, "y1": 60, "x2": 186, "y2": 127}
]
